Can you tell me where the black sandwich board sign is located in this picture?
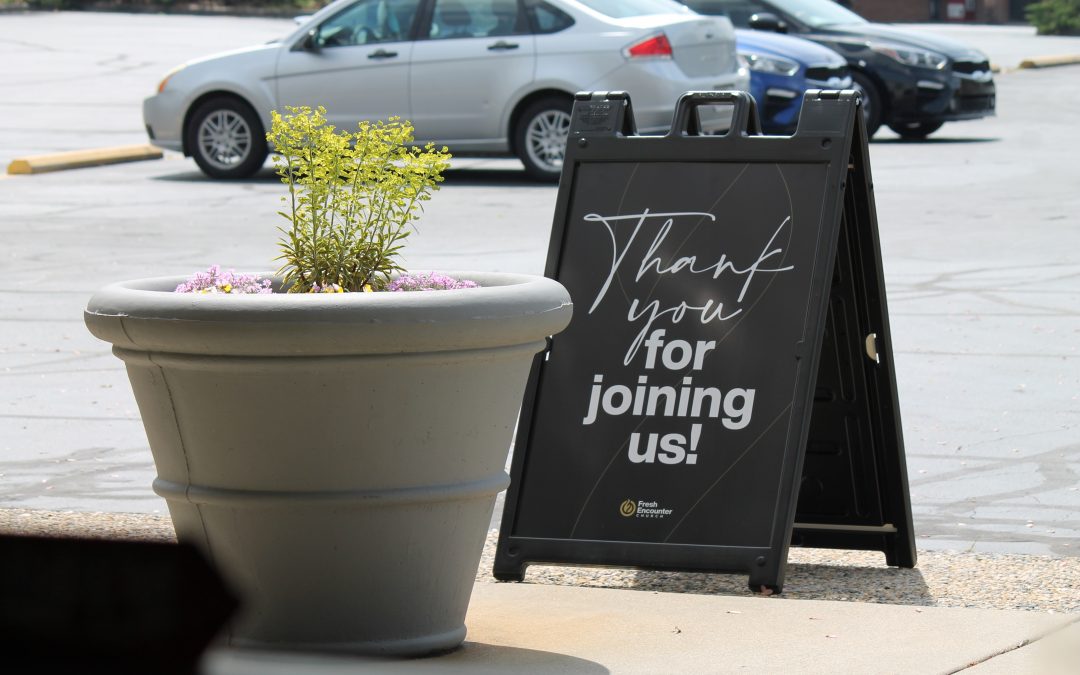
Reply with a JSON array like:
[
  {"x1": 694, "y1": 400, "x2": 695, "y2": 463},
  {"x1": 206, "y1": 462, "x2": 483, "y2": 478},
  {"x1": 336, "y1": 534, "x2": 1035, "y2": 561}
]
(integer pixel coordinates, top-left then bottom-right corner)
[{"x1": 494, "y1": 90, "x2": 916, "y2": 593}]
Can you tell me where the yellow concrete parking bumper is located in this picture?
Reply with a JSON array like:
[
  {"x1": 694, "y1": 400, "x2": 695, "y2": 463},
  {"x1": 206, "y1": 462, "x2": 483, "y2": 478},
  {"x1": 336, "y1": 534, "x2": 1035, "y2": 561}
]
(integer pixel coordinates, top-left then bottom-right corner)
[
  {"x1": 6, "y1": 144, "x2": 163, "y2": 175},
  {"x1": 1019, "y1": 54, "x2": 1080, "y2": 69}
]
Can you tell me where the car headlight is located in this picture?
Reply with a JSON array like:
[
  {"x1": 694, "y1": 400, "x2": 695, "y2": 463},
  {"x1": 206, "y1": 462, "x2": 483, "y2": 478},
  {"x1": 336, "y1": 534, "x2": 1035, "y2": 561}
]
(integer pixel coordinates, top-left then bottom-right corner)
[
  {"x1": 871, "y1": 44, "x2": 947, "y2": 70},
  {"x1": 739, "y1": 52, "x2": 799, "y2": 77},
  {"x1": 156, "y1": 65, "x2": 186, "y2": 94}
]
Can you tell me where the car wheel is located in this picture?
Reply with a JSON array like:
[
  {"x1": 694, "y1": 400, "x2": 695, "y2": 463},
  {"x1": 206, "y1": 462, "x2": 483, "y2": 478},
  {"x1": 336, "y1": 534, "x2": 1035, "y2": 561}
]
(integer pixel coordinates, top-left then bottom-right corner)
[
  {"x1": 888, "y1": 121, "x2": 944, "y2": 140},
  {"x1": 187, "y1": 97, "x2": 267, "y2": 179},
  {"x1": 850, "y1": 71, "x2": 883, "y2": 139},
  {"x1": 515, "y1": 97, "x2": 572, "y2": 182}
]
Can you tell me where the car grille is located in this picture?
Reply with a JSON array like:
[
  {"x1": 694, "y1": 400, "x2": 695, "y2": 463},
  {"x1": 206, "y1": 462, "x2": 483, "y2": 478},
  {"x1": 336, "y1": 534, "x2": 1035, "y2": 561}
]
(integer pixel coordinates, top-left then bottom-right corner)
[
  {"x1": 956, "y1": 94, "x2": 995, "y2": 113},
  {"x1": 952, "y1": 59, "x2": 991, "y2": 75},
  {"x1": 804, "y1": 66, "x2": 847, "y2": 82}
]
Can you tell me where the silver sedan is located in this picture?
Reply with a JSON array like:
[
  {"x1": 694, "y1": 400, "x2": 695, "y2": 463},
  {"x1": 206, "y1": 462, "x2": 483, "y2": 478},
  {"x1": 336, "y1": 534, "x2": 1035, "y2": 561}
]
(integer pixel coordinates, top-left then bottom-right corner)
[{"x1": 143, "y1": 0, "x2": 748, "y2": 180}]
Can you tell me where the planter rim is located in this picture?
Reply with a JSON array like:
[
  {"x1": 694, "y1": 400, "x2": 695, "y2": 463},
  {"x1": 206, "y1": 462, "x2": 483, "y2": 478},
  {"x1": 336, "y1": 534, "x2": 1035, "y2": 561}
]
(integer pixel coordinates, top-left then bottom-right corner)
[{"x1": 85, "y1": 270, "x2": 572, "y2": 356}]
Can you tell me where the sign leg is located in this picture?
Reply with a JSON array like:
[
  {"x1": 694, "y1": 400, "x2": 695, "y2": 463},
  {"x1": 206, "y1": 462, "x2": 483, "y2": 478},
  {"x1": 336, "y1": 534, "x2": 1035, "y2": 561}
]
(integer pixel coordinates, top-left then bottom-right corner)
[{"x1": 747, "y1": 556, "x2": 784, "y2": 594}]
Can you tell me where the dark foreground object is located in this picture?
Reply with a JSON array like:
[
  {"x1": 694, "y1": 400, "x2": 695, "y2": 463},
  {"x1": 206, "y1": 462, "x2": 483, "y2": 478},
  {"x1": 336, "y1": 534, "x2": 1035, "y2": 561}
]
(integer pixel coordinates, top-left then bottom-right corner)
[{"x1": 0, "y1": 534, "x2": 237, "y2": 674}]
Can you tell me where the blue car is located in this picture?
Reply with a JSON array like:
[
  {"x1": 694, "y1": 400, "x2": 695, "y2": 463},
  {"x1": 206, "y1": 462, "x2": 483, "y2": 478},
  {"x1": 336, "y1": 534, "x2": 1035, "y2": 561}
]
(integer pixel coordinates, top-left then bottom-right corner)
[{"x1": 736, "y1": 28, "x2": 851, "y2": 134}]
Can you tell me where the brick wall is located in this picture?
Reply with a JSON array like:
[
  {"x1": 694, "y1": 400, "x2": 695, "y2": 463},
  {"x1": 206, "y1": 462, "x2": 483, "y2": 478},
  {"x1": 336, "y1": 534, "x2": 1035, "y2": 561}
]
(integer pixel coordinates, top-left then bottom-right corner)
[
  {"x1": 975, "y1": 0, "x2": 1009, "y2": 22},
  {"x1": 848, "y1": 0, "x2": 1012, "y2": 23},
  {"x1": 848, "y1": 0, "x2": 933, "y2": 22}
]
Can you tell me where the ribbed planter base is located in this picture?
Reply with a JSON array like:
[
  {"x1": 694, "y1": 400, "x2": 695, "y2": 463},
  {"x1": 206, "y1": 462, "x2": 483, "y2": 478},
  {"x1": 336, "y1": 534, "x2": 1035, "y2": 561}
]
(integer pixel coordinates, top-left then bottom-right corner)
[{"x1": 229, "y1": 625, "x2": 469, "y2": 657}]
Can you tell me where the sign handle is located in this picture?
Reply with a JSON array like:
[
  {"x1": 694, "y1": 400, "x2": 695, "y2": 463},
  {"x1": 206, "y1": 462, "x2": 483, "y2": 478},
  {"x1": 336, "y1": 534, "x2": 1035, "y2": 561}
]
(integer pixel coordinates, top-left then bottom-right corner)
[
  {"x1": 668, "y1": 90, "x2": 761, "y2": 138},
  {"x1": 569, "y1": 90, "x2": 637, "y2": 137}
]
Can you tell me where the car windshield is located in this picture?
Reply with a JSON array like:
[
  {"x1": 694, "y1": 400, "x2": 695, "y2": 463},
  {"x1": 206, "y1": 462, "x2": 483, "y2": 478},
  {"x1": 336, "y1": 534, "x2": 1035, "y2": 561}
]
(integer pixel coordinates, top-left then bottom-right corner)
[
  {"x1": 573, "y1": 0, "x2": 690, "y2": 18},
  {"x1": 767, "y1": 0, "x2": 865, "y2": 27}
]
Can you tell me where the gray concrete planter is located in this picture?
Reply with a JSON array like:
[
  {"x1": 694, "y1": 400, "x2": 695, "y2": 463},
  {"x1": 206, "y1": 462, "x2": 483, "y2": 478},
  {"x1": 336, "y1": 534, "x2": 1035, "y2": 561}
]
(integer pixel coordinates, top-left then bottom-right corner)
[{"x1": 84, "y1": 271, "x2": 572, "y2": 655}]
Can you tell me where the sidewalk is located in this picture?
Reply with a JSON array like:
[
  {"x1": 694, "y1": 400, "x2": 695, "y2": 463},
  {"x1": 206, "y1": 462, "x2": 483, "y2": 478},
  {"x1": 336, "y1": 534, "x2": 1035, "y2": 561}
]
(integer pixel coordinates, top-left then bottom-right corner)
[
  {"x1": 203, "y1": 584, "x2": 1080, "y2": 674},
  {"x1": 3, "y1": 508, "x2": 1077, "y2": 673}
]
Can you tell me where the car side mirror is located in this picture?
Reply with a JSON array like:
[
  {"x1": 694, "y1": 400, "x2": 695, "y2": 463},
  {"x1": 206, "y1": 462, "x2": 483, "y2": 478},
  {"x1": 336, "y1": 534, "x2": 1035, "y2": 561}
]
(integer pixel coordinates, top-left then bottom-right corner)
[
  {"x1": 303, "y1": 27, "x2": 321, "y2": 52},
  {"x1": 749, "y1": 12, "x2": 787, "y2": 33}
]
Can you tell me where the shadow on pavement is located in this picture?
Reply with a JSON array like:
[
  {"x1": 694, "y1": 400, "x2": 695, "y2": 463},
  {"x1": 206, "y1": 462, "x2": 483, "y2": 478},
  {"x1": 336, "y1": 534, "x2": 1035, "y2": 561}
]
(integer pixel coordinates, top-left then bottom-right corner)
[
  {"x1": 151, "y1": 166, "x2": 552, "y2": 188},
  {"x1": 153, "y1": 168, "x2": 280, "y2": 184},
  {"x1": 504, "y1": 554, "x2": 935, "y2": 608},
  {"x1": 441, "y1": 167, "x2": 553, "y2": 188},
  {"x1": 204, "y1": 642, "x2": 610, "y2": 674},
  {"x1": 873, "y1": 136, "x2": 1001, "y2": 145},
  {"x1": 782, "y1": 562, "x2": 934, "y2": 606},
  {"x1": 616, "y1": 563, "x2": 935, "y2": 607}
]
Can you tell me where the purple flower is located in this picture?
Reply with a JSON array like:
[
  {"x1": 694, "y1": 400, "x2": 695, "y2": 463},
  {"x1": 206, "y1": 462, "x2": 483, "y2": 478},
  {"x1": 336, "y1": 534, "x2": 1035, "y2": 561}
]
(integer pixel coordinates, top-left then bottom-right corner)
[
  {"x1": 387, "y1": 273, "x2": 479, "y2": 292},
  {"x1": 175, "y1": 265, "x2": 273, "y2": 294}
]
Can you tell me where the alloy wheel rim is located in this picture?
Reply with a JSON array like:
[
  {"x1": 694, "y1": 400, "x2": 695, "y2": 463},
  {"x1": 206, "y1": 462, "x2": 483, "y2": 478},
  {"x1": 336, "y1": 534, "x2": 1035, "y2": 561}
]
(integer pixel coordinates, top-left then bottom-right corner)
[
  {"x1": 525, "y1": 109, "x2": 570, "y2": 173},
  {"x1": 852, "y1": 81, "x2": 873, "y2": 127},
  {"x1": 197, "y1": 109, "x2": 252, "y2": 171}
]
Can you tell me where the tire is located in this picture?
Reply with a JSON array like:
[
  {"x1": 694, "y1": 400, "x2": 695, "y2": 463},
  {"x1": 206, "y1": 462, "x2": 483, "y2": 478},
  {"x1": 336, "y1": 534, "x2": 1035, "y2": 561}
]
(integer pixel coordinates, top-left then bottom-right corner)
[
  {"x1": 888, "y1": 120, "x2": 944, "y2": 140},
  {"x1": 186, "y1": 96, "x2": 268, "y2": 179},
  {"x1": 514, "y1": 96, "x2": 572, "y2": 182},
  {"x1": 850, "y1": 71, "x2": 884, "y2": 139}
]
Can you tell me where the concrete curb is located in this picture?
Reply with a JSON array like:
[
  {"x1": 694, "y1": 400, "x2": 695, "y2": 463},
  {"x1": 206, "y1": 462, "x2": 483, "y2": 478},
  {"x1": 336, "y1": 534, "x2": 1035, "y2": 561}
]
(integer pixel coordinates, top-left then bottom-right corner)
[
  {"x1": 1019, "y1": 54, "x2": 1080, "y2": 69},
  {"x1": 6, "y1": 144, "x2": 163, "y2": 175}
]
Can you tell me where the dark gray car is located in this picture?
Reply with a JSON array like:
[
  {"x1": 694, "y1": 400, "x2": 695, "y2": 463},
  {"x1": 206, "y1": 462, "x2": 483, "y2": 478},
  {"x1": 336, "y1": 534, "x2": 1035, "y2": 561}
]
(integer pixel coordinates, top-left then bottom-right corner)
[{"x1": 682, "y1": 0, "x2": 996, "y2": 138}]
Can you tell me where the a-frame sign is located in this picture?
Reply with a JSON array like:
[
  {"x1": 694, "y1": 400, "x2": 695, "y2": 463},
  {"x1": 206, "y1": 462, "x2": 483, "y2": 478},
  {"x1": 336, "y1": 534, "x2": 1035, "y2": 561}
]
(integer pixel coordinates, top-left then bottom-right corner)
[{"x1": 495, "y1": 90, "x2": 915, "y2": 592}]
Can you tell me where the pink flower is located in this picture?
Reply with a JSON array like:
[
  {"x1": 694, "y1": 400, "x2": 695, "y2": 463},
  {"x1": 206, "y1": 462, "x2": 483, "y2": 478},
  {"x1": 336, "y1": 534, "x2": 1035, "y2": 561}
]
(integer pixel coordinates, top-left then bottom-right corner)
[
  {"x1": 175, "y1": 266, "x2": 272, "y2": 294},
  {"x1": 387, "y1": 273, "x2": 479, "y2": 292}
]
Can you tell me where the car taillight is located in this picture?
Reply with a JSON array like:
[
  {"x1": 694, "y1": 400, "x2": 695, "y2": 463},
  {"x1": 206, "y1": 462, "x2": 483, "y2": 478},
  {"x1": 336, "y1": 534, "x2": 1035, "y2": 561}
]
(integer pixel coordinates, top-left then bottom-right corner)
[{"x1": 625, "y1": 33, "x2": 673, "y2": 59}]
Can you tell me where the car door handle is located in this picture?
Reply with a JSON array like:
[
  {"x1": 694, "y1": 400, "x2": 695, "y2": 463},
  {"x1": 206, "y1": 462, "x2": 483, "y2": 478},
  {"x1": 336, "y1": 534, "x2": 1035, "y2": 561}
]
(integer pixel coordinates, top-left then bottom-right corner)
[
  {"x1": 487, "y1": 41, "x2": 519, "y2": 51},
  {"x1": 368, "y1": 49, "x2": 398, "y2": 59}
]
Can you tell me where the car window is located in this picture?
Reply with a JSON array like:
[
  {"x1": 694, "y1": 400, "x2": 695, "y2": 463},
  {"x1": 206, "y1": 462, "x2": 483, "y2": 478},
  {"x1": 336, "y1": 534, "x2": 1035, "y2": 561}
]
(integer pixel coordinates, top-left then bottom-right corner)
[
  {"x1": 573, "y1": 0, "x2": 689, "y2": 18},
  {"x1": 680, "y1": 0, "x2": 769, "y2": 25},
  {"x1": 429, "y1": 0, "x2": 529, "y2": 39},
  {"x1": 316, "y1": 0, "x2": 421, "y2": 47},
  {"x1": 765, "y1": 0, "x2": 865, "y2": 27},
  {"x1": 526, "y1": 0, "x2": 575, "y2": 33}
]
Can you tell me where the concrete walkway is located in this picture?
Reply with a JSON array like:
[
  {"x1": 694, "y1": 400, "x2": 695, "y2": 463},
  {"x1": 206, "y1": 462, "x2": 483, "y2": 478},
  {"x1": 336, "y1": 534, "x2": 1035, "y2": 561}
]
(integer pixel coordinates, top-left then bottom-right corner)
[
  {"x1": 3, "y1": 507, "x2": 1076, "y2": 673},
  {"x1": 201, "y1": 582, "x2": 1079, "y2": 674}
]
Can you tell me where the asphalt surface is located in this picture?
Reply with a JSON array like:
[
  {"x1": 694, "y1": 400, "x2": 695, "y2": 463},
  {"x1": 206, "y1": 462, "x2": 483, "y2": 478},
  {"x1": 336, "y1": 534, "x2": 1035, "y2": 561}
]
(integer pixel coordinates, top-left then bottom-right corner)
[{"x1": 1, "y1": 13, "x2": 1079, "y2": 558}]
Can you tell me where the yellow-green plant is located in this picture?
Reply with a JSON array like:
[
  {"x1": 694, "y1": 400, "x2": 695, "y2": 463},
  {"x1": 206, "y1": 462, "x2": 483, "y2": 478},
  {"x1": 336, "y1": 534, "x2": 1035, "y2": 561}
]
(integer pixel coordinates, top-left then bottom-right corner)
[{"x1": 267, "y1": 106, "x2": 451, "y2": 293}]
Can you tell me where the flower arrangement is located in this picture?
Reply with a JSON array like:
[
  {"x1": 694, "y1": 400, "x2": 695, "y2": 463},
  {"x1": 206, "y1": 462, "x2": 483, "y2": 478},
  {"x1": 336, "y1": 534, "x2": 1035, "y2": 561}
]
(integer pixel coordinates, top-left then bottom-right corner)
[
  {"x1": 174, "y1": 265, "x2": 272, "y2": 294},
  {"x1": 388, "y1": 272, "x2": 479, "y2": 292},
  {"x1": 177, "y1": 106, "x2": 463, "y2": 294}
]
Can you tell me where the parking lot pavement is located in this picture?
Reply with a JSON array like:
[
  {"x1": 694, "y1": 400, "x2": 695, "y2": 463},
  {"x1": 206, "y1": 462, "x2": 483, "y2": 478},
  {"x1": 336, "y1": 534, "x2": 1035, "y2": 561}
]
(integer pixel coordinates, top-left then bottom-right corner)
[
  {"x1": 906, "y1": 23, "x2": 1080, "y2": 70},
  {"x1": 0, "y1": 11, "x2": 293, "y2": 162},
  {"x1": 1, "y1": 12, "x2": 1079, "y2": 557}
]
